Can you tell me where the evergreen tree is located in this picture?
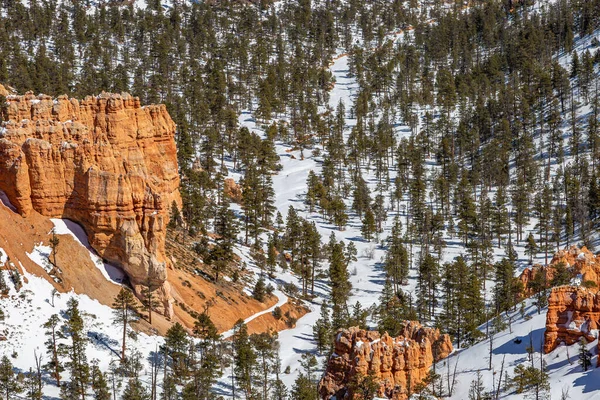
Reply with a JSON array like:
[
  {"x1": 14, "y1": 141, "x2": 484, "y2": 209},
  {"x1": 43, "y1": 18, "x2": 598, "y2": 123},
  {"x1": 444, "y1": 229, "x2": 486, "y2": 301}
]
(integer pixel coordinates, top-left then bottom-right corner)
[
  {"x1": 163, "y1": 322, "x2": 190, "y2": 380},
  {"x1": 0, "y1": 355, "x2": 22, "y2": 400},
  {"x1": 62, "y1": 298, "x2": 90, "y2": 400},
  {"x1": 91, "y1": 366, "x2": 111, "y2": 400},
  {"x1": 525, "y1": 233, "x2": 538, "y2": 265},
  {"x1": 112, "y1": 288, "x2": 140, "y2": 362},
  {"x1": 329, "y1": 236, "x2": 352, "y2": 329},
  {"x1": 578, "y1": 338, "x2": 592, "y2": 371},
  {"x1": 232, "y1": 320, "x2": 256, "y2": 398},
  {"x1": 44, "y1": 314, "x2": 64, "y2": 387},
  {"x1": 121, "y1": 377, "x2": 149, "y2": 400}
]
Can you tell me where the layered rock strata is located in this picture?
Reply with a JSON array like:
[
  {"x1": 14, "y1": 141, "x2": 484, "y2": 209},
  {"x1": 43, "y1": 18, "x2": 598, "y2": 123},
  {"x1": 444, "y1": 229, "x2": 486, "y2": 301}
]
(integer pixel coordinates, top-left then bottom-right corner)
[
  {"x1": 319, "y1": 322, "x2": 453, "y2": 400},
  {"x1": 519, "y1": 246, "x2": 600, "y2": 294},
  {"x1": 544, "y1": 286, "x2": 600, "y2": 361},
  {"x1": 0, "y1": 90, "x2": 180, "y2": 314}
]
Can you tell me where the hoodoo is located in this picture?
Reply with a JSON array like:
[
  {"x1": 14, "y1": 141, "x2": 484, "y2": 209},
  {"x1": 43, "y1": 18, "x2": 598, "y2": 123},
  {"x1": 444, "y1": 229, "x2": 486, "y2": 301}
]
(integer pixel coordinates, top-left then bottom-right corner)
[
  {"x1": 0, "y1": 90, "x2": 181, "y2": 315},
  {"x1": 319, "y1": 322, "x2": 453, "y2": 400}
]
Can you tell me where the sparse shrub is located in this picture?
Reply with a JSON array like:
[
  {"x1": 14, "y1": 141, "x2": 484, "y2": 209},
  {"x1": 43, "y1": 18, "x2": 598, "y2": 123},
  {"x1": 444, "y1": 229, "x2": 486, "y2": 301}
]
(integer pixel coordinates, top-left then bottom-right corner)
[
  {"x1": 266, "y1": 284, "x2": 275, "y2": 297},
  {"x1": 582, "y1": 280, "x2": 597, "y2": 289},
  {"x1": 272, "y1": 306, "x2": 282, "y2": 320},
  {"x1": 283, "y1": 282, "x2": 299, "y2": 297},
  {"x1": 253, "y1": 275, "x2": 266, "y2": 302},
  {"x1": 284, "y1": 311, "x2": 297, "y2": 328}
]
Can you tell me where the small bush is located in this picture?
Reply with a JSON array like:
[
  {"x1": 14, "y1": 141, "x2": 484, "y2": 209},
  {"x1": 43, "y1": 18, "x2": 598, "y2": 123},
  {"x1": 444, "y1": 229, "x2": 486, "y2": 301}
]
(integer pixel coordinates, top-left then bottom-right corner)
[
  {"x1": 266, "y1": 284, "x2": 275, "y2": 297},
  {"x1": 283, "y1": 282, "x2": 298, "y2": 297},
  {"x1": 272, "y1": 306, "x2": 282, "y2": 320},
  {"x1": 582, "y1": 280, "x2": 598, "y2": 289}
]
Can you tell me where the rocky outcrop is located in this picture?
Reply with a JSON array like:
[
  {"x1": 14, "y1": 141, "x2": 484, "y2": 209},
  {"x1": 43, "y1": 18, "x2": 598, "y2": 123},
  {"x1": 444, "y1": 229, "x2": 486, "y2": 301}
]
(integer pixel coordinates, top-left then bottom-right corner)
[
  {"x1": 544, "y1": 286, "x2": 600, "y2": 357},
  {"x1": 0, "y1": 91, "x2": 180, "y2": 314},
  {"x1": 319, "y1": 322, "x2": 453, "y2": 400},
  {"x1": 519, "y1": 246, "x2": 600, "y2": 295},
  {"x1": 540, "y1": 247, "x2": 600, "y2": 363},
  {"x1": 223, "y1": 177, "x2": 242, "y2": 203},
  {"x1": 544, "y1": 286, "x2": 599, "y2": 351}
]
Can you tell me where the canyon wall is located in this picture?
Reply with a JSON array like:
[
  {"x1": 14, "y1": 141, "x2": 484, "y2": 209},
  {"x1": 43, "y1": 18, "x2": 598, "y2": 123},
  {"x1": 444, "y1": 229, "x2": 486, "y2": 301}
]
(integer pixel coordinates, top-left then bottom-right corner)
[
  {"x1": 0, "y1": 90, "x2": 181, "y2": 314},
  {"x1": 531, "y1": 246, "x2": 600, "y2": 364},
  {"x1": 319, "y1": 322, "x2": 453, "y2": 400}
]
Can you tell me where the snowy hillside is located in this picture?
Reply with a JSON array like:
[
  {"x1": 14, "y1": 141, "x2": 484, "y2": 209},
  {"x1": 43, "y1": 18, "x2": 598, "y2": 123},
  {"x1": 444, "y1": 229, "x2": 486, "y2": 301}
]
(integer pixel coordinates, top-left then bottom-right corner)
[{"x1": 2, "y1": 0, "x2": 600, "y2": 399}]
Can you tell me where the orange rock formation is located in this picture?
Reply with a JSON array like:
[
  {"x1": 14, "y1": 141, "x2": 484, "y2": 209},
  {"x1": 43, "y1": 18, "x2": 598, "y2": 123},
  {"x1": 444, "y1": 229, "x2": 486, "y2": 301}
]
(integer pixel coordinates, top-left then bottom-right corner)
[
  {"x1": 544, "y1": 286, "x2": 600, "y2": 355},
  {"x1": 0, "y1": 91, "x2": 180, "y2": 314},
  {"x1": 519, "y1": 246, "x2": 600, "y2": 294},
  {"x1": 319, "y1": 322, "x2": 453, "y2": 400}
]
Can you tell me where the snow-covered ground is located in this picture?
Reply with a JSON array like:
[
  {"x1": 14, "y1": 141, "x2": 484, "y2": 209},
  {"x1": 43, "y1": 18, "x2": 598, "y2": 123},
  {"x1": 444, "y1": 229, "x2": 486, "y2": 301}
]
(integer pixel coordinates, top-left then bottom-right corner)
[
  {"x1": 441, "y1": 298, "x2": 600, "y2": 399},
  {"x1": 0, "y1": 262, "x2": 163, "y2": 399},
  {"x1": 2, "y1": 1, "x2": 600, "y2": 399}
]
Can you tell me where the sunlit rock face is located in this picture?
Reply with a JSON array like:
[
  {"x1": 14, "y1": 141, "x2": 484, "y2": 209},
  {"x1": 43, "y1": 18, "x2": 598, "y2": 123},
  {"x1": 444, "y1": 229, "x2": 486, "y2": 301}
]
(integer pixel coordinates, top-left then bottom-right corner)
[
  {"x1": 0, "y1": 90, "x2": 181, "y2": 315},
  {"x1": 319, "y1": 322, "x2": 453, "y2": 400}
]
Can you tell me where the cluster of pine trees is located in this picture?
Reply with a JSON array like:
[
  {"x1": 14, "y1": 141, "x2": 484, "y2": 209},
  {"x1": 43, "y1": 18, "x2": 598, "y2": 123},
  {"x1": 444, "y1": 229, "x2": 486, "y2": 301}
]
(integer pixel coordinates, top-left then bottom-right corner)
[
  {"x1": 2, "y1": 0, "x2": 600, "y2": 397},
  {"x1": 0, "y1": 280, "x2": 325, "y2": 400}
]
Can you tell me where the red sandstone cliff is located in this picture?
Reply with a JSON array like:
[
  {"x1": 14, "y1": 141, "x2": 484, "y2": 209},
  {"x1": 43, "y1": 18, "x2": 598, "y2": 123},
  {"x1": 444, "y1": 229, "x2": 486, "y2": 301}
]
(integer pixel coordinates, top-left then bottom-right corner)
[
  {"x1": 0, "y1": 90, "x2": 181, "y2": 314},
  {"x1": 319, "y1": 322, "x2": 453, "y2": 400}
]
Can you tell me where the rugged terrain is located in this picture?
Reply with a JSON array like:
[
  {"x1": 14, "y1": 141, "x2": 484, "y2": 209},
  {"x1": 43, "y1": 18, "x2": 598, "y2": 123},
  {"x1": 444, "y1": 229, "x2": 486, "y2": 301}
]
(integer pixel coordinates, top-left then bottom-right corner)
[{"x1": 319, "y1": 323, "x2": 453, "y2": 400}]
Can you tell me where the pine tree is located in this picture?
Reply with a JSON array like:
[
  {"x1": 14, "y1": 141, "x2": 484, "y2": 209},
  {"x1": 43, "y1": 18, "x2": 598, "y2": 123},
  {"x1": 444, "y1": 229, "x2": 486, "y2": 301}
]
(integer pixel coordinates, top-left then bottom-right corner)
[
  {"x1": 140, "y1": 279, "x2": 159, "y2": 325},
  {"x1": 112, "y1": 288, "x2": 139, "y2": 362},
  {"x1": 578, "y1": 337, "x2": 592, "y2": 371},
  {"x1": 251, "y1": 332, "x2": 279, "y2": 400},
  {"x1": 24, "y1": 367, "x2": 42, "y2": 400},
  {"x1": 416, "y1": 253, "x2": 439, "y2": 323},
  {"x1": 49, "y1": 228, "x2": 60, "y2": 268},
  {"x1": 0, "y1": 355, "x2": 23, "y2": 400},
  {"x1": 163, "y1": 322, "x2": 190, "y2": 380},
  {"x1": 122, "y1": 377, "x2": 149, "y2": 400},
  {"x1": 468, "y1": 370, "x2": 486, "y2": 400},
  {"x1": 329, "y1": 237, "x2": 352, "y2": 329},
  {"x1": 253, "y1": 274, "x2": 267, "y2": 302},
  {"x1": 384, "y1": 219, "x2": 409, "y2": 292},
  {"x1": 44, "y1": 314, "x2": 64, "y2": 387},
  {"x1": 91, "y1": 366, "x2": 111, "y2": 400},
  {"x1": 232, "y1": 320, "x2": 256, "y2": 398},
  {"x1": 312, "y1": 305, "x2": 332, "y2": 354},
  {"x1": 525, "y1": 233, "x2": 538, "y2": 265},
  {"x1": 62, "y1": 298, "x2": 90, "y2": 400},
  {"x1": 361, "y1": 207, "x2": 376, "y2": 242}
]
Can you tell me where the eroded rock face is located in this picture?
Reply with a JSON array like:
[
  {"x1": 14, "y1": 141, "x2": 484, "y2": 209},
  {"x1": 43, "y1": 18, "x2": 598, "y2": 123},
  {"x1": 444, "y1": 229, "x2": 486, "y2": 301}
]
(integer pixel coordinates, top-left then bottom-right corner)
[
  {"x1": 519, "y1": 246, "x2": 600, "y2": 295},
  {"x1": 544, "y1": 286, "x2": 600, "y2": 356},
  {"x1": 0, "y1": 91, "x2": 180, "y2": 314},
  {"x1": 319, "y1": 322, "x2": 453, "y2": 400}
]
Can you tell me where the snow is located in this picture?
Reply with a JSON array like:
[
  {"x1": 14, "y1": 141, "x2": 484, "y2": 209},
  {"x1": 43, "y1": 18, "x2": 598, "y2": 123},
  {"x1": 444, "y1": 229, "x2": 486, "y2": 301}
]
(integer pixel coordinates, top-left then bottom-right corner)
[
  {"x1": 0, "y1": 247, "x2": 6, "y2": 265},
  {"x1": 220, "y1": 289, "x2": 288, "y2": 340},
  {"x1": 50, "y1": 218, "x2": 126, "y2": 284},
  {"x1": 0, "y1": 267, "x2": 163, "y2": 400},
  {"x1": 2, "y1": 0, "x2": 600, "y2": 398},
  {"x1": 440, "y1": 299, "x2": 600, "y2": 399},
  {"x1": 26, "y1": 244, "x2": 53, "y2": 274},
  {"x1": 0, "y1": 189, "x2": 17, "y2": 212}
]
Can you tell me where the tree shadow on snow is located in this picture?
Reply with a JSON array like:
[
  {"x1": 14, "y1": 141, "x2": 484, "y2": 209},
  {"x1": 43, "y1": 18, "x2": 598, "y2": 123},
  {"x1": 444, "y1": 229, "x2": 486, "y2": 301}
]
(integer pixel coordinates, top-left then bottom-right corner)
[
  {"x1": 492, "y1": 327, "x2": 545, "y2": 355},
  {"x1": 87, "y1": 331, "x2": 120, "y2": 358},
  {"x1": 572, "y1": 367, "x2": 600, "y2": 393}
]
